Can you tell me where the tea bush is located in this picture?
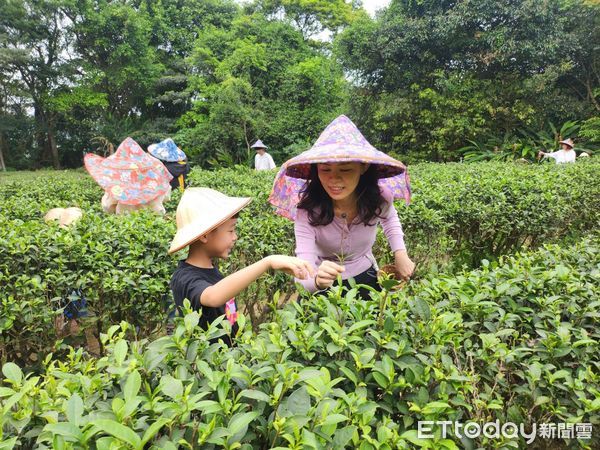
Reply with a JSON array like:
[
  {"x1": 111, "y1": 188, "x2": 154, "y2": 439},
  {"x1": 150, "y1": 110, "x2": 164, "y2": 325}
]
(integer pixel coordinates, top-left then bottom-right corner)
[
  {"x1": 1, "y1": 237, "x2": 598, "y2": 449},
  {"x1": 1, "y1": 161, "x2": 598, "y2": 367},
  {"x1": 189, "y1": 160, "x2": 600, "y2": 268}
]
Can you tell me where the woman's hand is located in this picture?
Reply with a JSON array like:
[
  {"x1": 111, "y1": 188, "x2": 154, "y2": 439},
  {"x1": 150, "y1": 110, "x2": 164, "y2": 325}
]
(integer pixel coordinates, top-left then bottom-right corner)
[
  {"x1": 266, "y1": 255, "x2": 315, "y2": 279},
  {"x1": 315, "y1": 260, "x2": 345, "y2": 289},
  {"x1": 394, "y1": 250, "x2": 415, "y2": 281}
]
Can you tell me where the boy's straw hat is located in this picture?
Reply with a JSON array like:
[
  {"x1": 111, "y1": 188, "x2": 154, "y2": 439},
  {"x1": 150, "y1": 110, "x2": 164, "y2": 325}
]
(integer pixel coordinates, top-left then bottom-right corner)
[{"x1": 168, "y1": 188, "x2": 251, "y2": 254}]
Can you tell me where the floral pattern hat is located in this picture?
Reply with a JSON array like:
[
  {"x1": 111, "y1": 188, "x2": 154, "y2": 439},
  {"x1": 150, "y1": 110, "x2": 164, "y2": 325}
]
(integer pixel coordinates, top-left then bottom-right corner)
[
  {"x1": 148, "y1": 138, "x2": 187, "y2": 162},
  {"x1": 269, "y1": 115, "x2": 411, "y2": 219},
  {"x1": 84, "y1": 137, "x2": 173, "y2": 205}
]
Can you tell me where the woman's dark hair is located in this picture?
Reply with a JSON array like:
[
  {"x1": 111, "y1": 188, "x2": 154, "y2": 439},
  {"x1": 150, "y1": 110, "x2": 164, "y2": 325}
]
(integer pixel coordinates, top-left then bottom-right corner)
[{"x1": 297, "y1": 164, "x2": 386, "y2": 226}]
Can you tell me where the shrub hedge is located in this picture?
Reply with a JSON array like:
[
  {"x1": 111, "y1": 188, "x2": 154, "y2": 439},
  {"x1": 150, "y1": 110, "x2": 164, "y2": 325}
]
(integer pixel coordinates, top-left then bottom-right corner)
[
  {"x1": 1, "y1": 237, "x2": 598, "y2": 448},
  {"x1": 1, "y1": 161, "x2": 598, "y2": 367}
]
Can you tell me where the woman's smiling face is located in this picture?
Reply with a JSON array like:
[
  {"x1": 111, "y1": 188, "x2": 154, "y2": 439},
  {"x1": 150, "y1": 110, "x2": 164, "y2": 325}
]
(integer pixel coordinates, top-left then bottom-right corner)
[{"x1": 317, "y1": 162, "x2": 368, "y2": 202}]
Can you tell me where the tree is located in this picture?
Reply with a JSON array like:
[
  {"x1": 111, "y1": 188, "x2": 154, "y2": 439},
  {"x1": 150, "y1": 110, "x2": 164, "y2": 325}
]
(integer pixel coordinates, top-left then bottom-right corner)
[
  {"x1": 335, "y1": 0, "x2": 600, "y2": 160},
  {"x1": 0, "y1": 0, "x2": 77, "y2": 169},
  {"x1": 180, "y1": 13, "x2": 347, "y2": 165},
  {"x1": 253, "y1": 0, "x2": 356, "y2": 39}
]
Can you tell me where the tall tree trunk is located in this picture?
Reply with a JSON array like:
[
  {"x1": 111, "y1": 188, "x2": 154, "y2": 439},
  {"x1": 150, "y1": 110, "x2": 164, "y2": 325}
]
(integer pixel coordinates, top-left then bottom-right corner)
[
  {"x1": 0, "y1": 132, "x2": 6, "y2": 171},
  {"x1": 34, "y1": 106, "x2": 46, "y2": 169},
  {"x1": 34, "y1": 105, "x2": 60, "y2": 169},
  {"x1": 585, "y1": 78, "x2": 600, "y2": 112},
  {"x1": 47, "y1": 121, "x2": 60, "y2": 169}
]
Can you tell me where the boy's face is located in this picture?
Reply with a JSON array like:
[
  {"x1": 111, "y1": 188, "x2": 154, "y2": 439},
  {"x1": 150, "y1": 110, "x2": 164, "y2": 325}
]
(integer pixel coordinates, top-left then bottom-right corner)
[{"x1": 205, "y1": 217, "x2": 238, "y2": 258}]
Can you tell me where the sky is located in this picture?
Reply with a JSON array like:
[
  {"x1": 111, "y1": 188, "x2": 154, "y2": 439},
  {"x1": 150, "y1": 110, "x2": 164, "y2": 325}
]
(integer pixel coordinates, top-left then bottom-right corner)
[{"x1": 361, "y1": 0, "x2": 391, "y2": 16}]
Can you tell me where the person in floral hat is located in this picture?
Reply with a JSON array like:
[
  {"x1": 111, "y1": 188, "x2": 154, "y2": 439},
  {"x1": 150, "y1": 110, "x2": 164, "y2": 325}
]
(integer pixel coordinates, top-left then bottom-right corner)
[
  {"x1": 269, "y1": 115, "x2": 414, "y2": 297},
  {"x1": 84, "y1": 137, "x2": 173, "y2": 215},
  {"x1": 148, "y1": 138, "x2": 190, "y2": 192}
]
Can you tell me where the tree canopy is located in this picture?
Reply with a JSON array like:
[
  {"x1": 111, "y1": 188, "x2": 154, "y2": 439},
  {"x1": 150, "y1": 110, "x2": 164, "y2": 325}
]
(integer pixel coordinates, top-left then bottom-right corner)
[{"x1": 0, "y1": 0, "x2": 598, "y2": 169}]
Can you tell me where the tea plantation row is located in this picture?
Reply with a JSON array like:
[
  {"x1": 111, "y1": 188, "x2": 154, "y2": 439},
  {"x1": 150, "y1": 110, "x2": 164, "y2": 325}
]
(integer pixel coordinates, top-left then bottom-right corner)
[
  {"x1": 0, "y1": 161, "x2": 598, "y2": 367},
  {"x1": 1, "y1": 236, "x2": 598, "y2": 448}
]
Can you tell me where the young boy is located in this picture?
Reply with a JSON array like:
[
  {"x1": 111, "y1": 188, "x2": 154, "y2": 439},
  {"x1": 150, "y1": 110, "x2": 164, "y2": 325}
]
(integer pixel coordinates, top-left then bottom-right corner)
[{"x1": 168, "y1": 187, "x2": 314, "y2": 345}]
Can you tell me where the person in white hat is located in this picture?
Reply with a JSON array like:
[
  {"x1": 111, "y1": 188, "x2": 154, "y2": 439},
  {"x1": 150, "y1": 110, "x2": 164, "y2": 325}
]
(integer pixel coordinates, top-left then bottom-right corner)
[
  {"x1": 252, "y1": 140, "x2": 276, "y2": 171},
  {"x1": 168, "y1": 187, "x2": 314, "y2": 346},
  {"x1": 538, "y1": 138, "x2": 576, "y2": 164}
]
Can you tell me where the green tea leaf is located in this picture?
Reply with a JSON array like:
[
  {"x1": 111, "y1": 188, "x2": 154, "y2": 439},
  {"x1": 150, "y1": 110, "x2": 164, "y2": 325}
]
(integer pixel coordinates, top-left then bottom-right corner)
[{"x1": 90, "y1": 419, "x2": 141, "y2": 447}]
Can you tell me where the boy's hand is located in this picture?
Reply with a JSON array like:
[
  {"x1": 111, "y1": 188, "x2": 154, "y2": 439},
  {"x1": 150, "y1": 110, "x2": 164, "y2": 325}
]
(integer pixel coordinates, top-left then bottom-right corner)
[
  {"x1": 267, "y1": 255, "x2": 315, "y2": 279},
  {"x1": 315, "y1": 260, "x2": 345, "y2": 289}
]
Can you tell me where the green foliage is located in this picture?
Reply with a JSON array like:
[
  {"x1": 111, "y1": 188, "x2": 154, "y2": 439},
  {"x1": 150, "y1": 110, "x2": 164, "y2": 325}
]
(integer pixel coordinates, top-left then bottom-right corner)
[
  {"x1": 3, "y1": 0, "x2": 599, "y2": 168},
  {"x1": 459, "y1": 120, "x2": 594, "y2": 162},
  {"x1": 255, "y1": 0, "x2": 357, "y2": 38},
  {"x1": 579, "y1": 116, "x2": 600, "y2": 144},
  {"x1": 180, "y1": 13, "x2": 347, "y2": 166},
  {"x1": 1, "y1": 237, "x2": 599, "y2": 448},
  {"x1": 335, "y1": 0, "x2": 600, "y2": 161},
  {"x1": 1, "y1": 161, "x2": 599, "y2": 368}
]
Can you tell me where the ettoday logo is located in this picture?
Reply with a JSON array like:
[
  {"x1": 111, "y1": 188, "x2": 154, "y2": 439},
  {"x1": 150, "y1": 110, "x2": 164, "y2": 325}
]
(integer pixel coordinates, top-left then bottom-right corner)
[{"x1": 417, "y1": 421, "x2": 593, "y2": 443}]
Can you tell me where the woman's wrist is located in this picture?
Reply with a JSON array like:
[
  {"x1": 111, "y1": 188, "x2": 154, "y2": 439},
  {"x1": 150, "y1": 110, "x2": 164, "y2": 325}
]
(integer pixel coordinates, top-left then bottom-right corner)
[{"x1": 314, "y1": 274, "x2": 323, "y2": 290}]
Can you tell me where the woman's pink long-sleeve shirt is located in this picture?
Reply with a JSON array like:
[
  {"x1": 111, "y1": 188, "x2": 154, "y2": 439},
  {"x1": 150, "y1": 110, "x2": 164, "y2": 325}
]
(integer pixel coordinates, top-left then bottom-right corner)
[{"x1": 294, "y1": 187, "x2": 406, "y2": 292}]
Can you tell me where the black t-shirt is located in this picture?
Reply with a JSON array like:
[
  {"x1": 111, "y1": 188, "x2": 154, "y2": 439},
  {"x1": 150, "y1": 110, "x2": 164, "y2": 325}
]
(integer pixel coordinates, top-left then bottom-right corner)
[{"x1": 170, "y1": 260, "x2": 239, "y2": 345}]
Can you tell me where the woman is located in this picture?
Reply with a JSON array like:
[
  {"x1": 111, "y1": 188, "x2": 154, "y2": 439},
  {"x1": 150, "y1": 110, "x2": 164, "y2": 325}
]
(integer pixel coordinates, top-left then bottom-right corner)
[
  {"x1": 538, "y1": 138, "x2": 576, "y2": 164},
  {"x1": 269, "y1": 115, "x2": 414, "y2": 295},
  {"x1": 85, "y1": 137, "x2": 173, "y2": 215}
]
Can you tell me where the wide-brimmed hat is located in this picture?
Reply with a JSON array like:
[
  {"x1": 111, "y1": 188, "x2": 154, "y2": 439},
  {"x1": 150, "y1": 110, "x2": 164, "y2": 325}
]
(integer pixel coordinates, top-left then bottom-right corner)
[
  {"x1": 559, "y1": 138, "x2": 574, "y2": 148},
  {"x1": 84, "y1": 137, "x2": 173, "y2": 205},
  {"x1": 251, "y1": 139, "x2": 268, "y2": 149},
  {"x1": 148, "y1": 138, "x2": 187, "y2": 162},
  {"x1": 268, "y1": 115, "x2": 411, "y2": 220},
  {"x1": 44, "y1": 207, "x2": 83, "y2": 228},
  {"x1": 168, "y1": 187, "x2": 251, "y2": 254}
]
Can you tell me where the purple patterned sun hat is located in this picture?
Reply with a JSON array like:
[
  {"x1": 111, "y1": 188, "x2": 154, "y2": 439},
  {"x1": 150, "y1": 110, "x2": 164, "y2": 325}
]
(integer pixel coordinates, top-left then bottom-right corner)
[{"x1": 269, "y1": 115, "x2": 411, "y2": 220}]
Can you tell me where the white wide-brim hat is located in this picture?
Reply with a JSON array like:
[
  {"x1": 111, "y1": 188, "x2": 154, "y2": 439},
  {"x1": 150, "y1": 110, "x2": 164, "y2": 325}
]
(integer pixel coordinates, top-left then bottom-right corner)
[
  {"x1": 559, "y1": 138, "x2": 574, "y2": 148},
  {"x1": 44, "y1": 207, "x2": 83, "y2": 228},
  {"x1": 168, "y1": 187, "x2": 251, "y2": 254},
  {"x1": 251, "y1": 139, "x2": 268, "y2": 149}
]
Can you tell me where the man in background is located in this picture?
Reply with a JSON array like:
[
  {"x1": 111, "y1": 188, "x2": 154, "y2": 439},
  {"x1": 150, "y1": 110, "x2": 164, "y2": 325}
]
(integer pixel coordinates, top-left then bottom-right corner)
[{"x1": 252, "y1": 139, "x2": 276, "y2": 170}]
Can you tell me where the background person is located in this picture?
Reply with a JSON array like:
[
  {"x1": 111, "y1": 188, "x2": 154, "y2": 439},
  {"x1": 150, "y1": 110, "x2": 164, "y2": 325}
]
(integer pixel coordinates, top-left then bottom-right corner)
[
  {"x1": 148, "y1": 138, "x2": 190, "y2": 192},
  {"x1": 538, "y1": 138, "x2": 576, "y2": 164},
  {"x1": 84, "y1": 137, "x2": 173, "y2": 215},
  {"x1": 252, "y1": 139, "x2": 276, "y2": 171}
]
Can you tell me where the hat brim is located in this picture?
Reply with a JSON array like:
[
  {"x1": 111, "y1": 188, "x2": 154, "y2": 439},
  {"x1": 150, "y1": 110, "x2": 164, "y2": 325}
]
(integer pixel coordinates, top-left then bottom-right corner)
[
  {"x1": 168, "y1": 197, "x2": 252, "y2": 254},
  {"x1": 85, "y1": 154, "x2": 173, "y2": 205},
  {"x1": 148, "y1": 145, "x2": 187, "y2": 162},
  {"x1": 283, "y1": 156, "x2": 405, "y2": 180},
  {"x1": 559, "y1": 140, "x2": 574, "y2": 148}
]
